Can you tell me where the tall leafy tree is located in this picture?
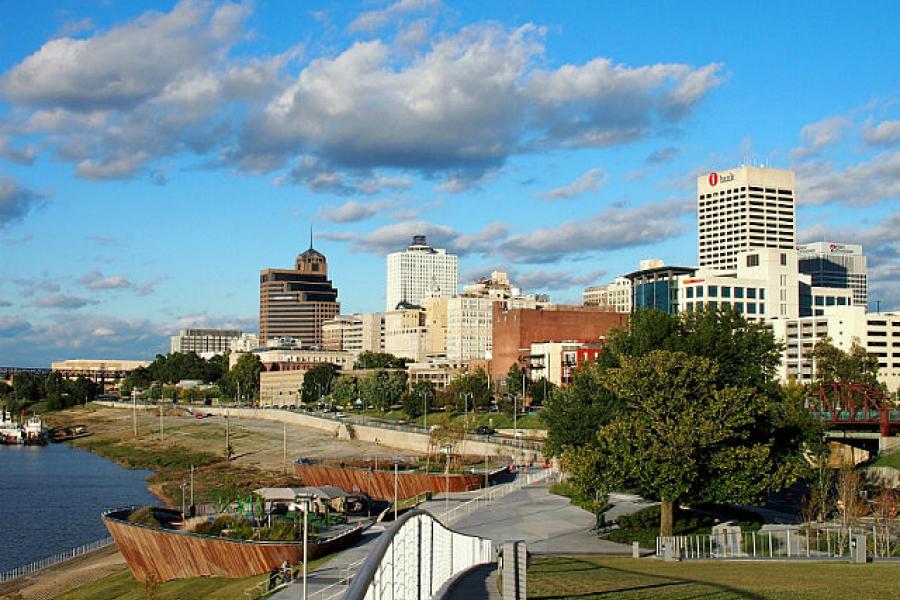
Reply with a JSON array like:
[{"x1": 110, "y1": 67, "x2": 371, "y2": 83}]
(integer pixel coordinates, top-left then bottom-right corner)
[
  {"x1": 506, "y1": 363, "x2": 527, "y2": 397},
  {"x1": 812, "y1": 338, "x2": 879, "y2": 386},
  {"x1": 44, "y1": 371, "x2": 67, "y2": 410},
  {"x1": 300, "y1": 363, "x2": 339, "y2": 406},
  {"x1": 12, "y1": 371, "x2": 42, "y2": 403},
  {"x1": 566, "y1": 351, "x2": 809, "y2": 537},
  {"x1": 359, "y1": 369, "x2": 407, "y2": 411},
  {"x1": 404, "y1": 381, "x2": 435, "y2": 419},
  {"x1": 225, "y1": 353, "x2": 263, "y2": 401},
  {"x1": 354, "y1": 351, "x2": 407, "y2": 369},
  {"x1": 446, "y1": 368, "x2": 491, "y2": 411},
  {"x1": 330, "y1": 375, "x2": 359, "y2": 407}
]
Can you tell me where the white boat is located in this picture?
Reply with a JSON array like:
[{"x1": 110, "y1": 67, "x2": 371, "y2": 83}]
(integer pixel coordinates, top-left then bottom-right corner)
[
  {"x1": 0, "y1": 408, "x2": 24, "y2": 445},
  {"x1": 23, "y1": 414, "x2": 48, "y2": 445}
]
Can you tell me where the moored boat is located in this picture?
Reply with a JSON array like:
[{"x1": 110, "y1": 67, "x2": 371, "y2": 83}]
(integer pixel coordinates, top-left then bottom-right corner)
[
  {"x1": 23, "y1": 414, "x2": 48, "y2": 445},
  {"x1": 0, "y1": 408, "x2": 24, "y2": 445}
]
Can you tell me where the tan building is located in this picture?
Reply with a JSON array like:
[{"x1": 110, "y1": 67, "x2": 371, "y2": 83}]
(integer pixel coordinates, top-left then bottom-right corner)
[
  {"x1": 259, "y1": 362, "x2": 308, "y2": 405},
  {"x1": 259, "y1": 243, "x2": 340, "y2": 346},
  {"x1": 322, "y1": 313, "x2": 384, "y2": 356},
  {"x1": 697, "y1": 166, "x2": 796, "y2": 273},
  {"x1": 384, "y1": 304, "x2": 428, "y2": 362},
  {"x1": 583, "y1": 277, "x2": 632, "y2": 312},
  {"x1": 407, "y1": 359, "x2": 468, "y2": 391},
  {"x1": 421, "y1": 297, "x2": 449, "y2": 357},
  {"x1": 231, "y1": 346, "x2": 354, "y2": 371},
  {"x1": 169, "y1": 328, "x2": 242, "y2": 355},
  {"x1": 50, "y1": 359, "x2": 150, "y2": 389}
]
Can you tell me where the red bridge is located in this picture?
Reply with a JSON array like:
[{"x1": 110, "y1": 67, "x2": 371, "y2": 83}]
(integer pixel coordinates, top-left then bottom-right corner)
[{"x1": 807, "y1": 382, "x2": 900, "y2": 436}]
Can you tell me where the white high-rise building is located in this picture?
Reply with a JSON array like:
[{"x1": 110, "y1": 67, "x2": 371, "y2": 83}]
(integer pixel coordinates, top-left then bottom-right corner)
[
  {"x1": 583, "y1": 277, "x2": 632, "y2": 313},
  {"x1": 170, "y1": 328, "x2": 242, "y2": 355},
  {"x1": 697, "y1": 166, "x2": 796, "y2": 272},
  {"x1": 386, "y1": 236, "x2": 458, "y2": 311},
  {"x1": 797, "y1": 242, "x2": 868, "y2": 309}
]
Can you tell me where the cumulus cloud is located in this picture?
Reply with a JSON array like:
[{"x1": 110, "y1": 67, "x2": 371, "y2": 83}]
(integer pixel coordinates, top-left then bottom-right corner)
[
  {"x1": 0, "y1": 3, "x2": 722, "y2": 191},
  {"x1": 510, "y1": 268, "x2": 607, "y2": 291},
  {"x1": 324, "y1": 219, "x2": 505, "y2": 256},
  {"x1": 792, "y1": 116, "x2": 851, "y2": 157},
  {"x1": 323, "y1": 199, "x2": 394, "y2": 223},
  {"x1": 34, "y1": 294, "x2": 98, "y2": 309},
  {"x1": 537, "y1": 167, "x2": 607, "y2": 199},
  {"x1": 796, "y1": 151, "x2": 900, "y2": 206},
  {"x1": 235, "y1": 23, "x2": 722, "y2": 188},
  {"x1": 347, "y1": 0, "x2": 440, "y2": 33},
  {"x1": 13, "y1": 276, "x2": 59, "y2": 297},
  {"x1": 0, "y1": 136, "x2": 37, "y2": 165},
  {"x1": 0, "y1": 317, "x2": 31, "y2": 337},
  {"x1": 500, "y1": 198, "x2": 692, "y2": 263},
  {"x1": 0, "y1": 177, "x2": 43, "y2": 227},
  {"x1": 78, "y1": 268, "x2": 131, "y2": 290},
  {"x1": 864, "y1": 120, "x2": 900, "y2": 147}
]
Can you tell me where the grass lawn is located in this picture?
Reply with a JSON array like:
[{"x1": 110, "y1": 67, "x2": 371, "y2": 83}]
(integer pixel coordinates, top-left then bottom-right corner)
[
  {"x1": 870, "y1": 450, "x2": 900, "y2": 470},
  {"x1": 528, "y1": 555, "x2": 900, "y2": 599},
  {"x1": 56, "y1": 569, "x2": 266, "y2": 600},
  {"x1": 362, "y1": 409, "x2": 546, "y2": 431},
  {"x1": 58, "y1": 554, "x2": 335, "y2": 600}
]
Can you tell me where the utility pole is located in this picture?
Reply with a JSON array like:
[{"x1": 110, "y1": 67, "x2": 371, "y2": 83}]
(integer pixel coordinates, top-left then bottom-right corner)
[{"x1": 131, "y1": 389, "x2": 137, "y2": 437}]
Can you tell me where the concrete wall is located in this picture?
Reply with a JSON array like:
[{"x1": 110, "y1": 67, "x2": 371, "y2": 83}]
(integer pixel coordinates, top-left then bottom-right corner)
[{"x1": 95, "y1": 402, "x2": 544, "y2": 464}]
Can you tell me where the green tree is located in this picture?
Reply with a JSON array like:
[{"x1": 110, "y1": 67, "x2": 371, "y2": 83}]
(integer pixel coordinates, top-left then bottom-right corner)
[
  {"x1": 529, "y1": 377, "x2": 556, "y2": 406},
  {"x1": 446, "y1": 368, "x2": 491, "y2": 411},
  {"x1": 506, "y1": 363, "x2": 527, "y2": 397},
  {"x1": 71, "y1": 377, "x2": 98, "y2": 407},
  {"x1": 359, "y1": 369, "x2": 407, "y2": 411},
  {"x1": 12, "y1": 371, "x2": 42, "y2": 403},
  {"x1": 44, "y1": 371, "x2": 67, "y2": 410},
  {"x1": 331, "y1": 375, "x2": 359, "y2": 408},
  {"x1": 813, "y1": 337, "x2": 879, "y2": 386},
  {"x1": 404, "y1": 381, "x2": 434, "y2": 419},
  {"x1": 225, "y1": 353, "x2": 262, "y2": 402},
  {"x1": 354, "y1": 351, "x2": 407, "y2": 369},
  {"x1": 565, "y1": 350, "x2": 809, "y2": 537},
  {"x1": 300, "y1": 363, "x2": 338, "y2": 406}
]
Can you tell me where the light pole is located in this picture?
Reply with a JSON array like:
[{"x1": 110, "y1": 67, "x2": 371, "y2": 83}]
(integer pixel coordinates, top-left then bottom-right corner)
[
  {"x1": 442, "y1": 444, "x2": 452, "y2": 515},
  {"x1": 189, "y1": 464, "x2": 194, "y2": 508},
  {"x1": 295, "y1": 493, "x2": 317, "y2": 600},
  {"x1": 422, "y1": 390, "x2": 428, "y2": 431},
  {"x1": 131, "y1": 389, "x2": 137, "y2": 437}
]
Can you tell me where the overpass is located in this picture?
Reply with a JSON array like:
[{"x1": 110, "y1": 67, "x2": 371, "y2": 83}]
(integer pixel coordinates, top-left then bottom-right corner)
[{"x1": 807, "y1": 382, "x2": 900, "y2": 454}]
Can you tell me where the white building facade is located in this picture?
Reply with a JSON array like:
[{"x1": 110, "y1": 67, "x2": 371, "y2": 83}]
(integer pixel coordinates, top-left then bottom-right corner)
[
  {"x1": 697, "y1": 166, "x2": 796, "y2": 273},
  {"x1": 386, "y1": 236, "x2": 458, "y2": 311},
  {"x1": 321, "y1": 313, "x2": 384, "y2": 356},
  {"x1": 583, "y1": 277, "x2": 632, "y2": 312},
  {"x1": 170, "y1": 328, "x2": 242, "y2": 355}
]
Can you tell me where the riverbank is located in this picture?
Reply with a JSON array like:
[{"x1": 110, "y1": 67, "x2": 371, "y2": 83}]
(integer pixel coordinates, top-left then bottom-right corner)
[{"x1": 44, "y1": 404, "x2": 406, "y2": 505}]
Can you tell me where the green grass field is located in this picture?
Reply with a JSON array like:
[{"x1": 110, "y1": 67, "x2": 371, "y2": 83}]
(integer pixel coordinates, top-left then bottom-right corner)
[
  {"x1": 528, "y1": 556, "x2": 900, "y2": 599},
  {"x1": 870, "y1": 450, "x2": 900, "y2": 470},
  {"x1": 56, "y1": 569, "x2": 265, "y2": 600}
]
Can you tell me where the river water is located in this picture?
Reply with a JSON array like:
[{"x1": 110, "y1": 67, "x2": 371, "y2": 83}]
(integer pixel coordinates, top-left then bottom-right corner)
[{"x1": 0, "y1": 443, "x2": 156, "y2": 572}]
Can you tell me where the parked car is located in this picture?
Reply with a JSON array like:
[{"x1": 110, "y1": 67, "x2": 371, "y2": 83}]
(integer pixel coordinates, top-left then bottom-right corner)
[
  {"x1": 474, "y1": 425, "x2": 496, "y2": 435},
  {"x1": 335, "y1": 411, "x2": 348, "y2": 419}
]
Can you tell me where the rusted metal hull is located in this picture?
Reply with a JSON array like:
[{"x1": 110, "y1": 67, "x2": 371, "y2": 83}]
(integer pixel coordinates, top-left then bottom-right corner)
[
  {"x1": 102, "y1": 508, "x2": 365, "y2": 582},
  {"x1": 294, "y1": 462, "x2": 506, "y2": 500}
]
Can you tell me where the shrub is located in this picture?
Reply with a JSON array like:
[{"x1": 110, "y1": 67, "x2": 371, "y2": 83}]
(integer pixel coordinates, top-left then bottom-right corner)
[{"x1": 128, "y1": 506, "x2": 163, "y2": 528}]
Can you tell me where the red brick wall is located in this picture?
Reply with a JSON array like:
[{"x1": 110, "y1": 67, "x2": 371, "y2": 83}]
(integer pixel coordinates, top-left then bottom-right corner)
[{"x1": 491, "y1": 305, "x2": 628, "y2": 382}]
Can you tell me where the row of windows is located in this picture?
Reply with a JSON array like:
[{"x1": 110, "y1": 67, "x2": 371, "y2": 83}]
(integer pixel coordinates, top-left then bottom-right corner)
[
  {"x1": 684, "y1": 285, "x2": 765, "y2": 299},
  {"x1": 684, "y1": 301, "x2": 765, "y2": 314}
]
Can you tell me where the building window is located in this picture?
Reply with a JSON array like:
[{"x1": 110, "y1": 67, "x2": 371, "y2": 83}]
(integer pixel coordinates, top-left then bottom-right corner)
[
  {"x1": 747, "y1": 288, "x2": 757, "y2": 299},
  {"x1": 826, "y1": 297, "x2": 836, "y2": 306},
  {"x1": 696, "y1": 301, "x2": 703, "y2": 310},
  {"x1": 747, "y1": 254, "x2": 759, "y2": 267},
  {"x1": 815, "y1": 296, "x2": 824, "y2": 306},
  {"x1": 759, "y1": 289, "x2": 765, "y2": 300},
  {"x1": 780, "y1": 253, "x2": 787, "y2": 266},
  {"x1": 722, "y1": 287, "x2": 731, "y2": 298},
  {"x1": 696, "y1": 287, "x2": 704, "y2": 298},
  {"x1": 735, "y1": 302, "x2": 744, "y2": 312},
  {"x1": 708, "y1": 286, "x2": 718, "y2": 298},
  {"x1": 747, "y1": 303, "x2": 757, "y2": 314},
  {"x1": 686, "y1": 287, "x2": 694, "y2": 299}
]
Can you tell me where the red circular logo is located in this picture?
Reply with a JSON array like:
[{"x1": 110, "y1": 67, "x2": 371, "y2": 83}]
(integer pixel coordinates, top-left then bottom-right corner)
[{"x1": 708, "y1": 172, "x2": 718, "y2": 186}]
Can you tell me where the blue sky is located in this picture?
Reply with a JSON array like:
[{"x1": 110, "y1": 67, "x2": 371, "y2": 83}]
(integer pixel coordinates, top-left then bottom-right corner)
[{"x1": 0, "y1": 0, "x2": 898, "y2": 366}]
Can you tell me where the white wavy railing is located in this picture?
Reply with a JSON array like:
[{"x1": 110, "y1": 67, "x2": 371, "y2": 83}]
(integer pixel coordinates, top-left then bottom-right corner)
[{"x1": 344, "y1": 510, "x2": 494, "y2": 600}]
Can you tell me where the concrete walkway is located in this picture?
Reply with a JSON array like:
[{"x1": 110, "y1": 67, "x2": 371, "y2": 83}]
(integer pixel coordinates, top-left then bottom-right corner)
[{"x1": 442, "y1": 564, "x2": 501, "y2": 600}]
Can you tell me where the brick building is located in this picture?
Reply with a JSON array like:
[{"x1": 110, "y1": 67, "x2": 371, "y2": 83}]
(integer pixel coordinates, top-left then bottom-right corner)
[{"x1": 491, "y1": 304, "x2": 628, "y2": 383}]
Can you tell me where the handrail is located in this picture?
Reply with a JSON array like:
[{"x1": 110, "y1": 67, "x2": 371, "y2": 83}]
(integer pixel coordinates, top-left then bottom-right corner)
[{"x1": 344, "y1": 509, "x2": 494, "y2": 600}]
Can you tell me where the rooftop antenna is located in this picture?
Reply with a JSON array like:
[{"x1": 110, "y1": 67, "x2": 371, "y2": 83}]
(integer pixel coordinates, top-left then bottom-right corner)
[{"x1": 309, "y1": 224, "x2": 313, "y2": 249}]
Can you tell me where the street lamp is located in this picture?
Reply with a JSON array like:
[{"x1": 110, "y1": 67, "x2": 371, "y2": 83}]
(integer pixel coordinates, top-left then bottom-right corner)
[
  {"x1": 441, "y1": 444, "x2": 452, "y2": 514},
  {"x1": 294, "y1": 493, "x2": 318, "y2": 600}
]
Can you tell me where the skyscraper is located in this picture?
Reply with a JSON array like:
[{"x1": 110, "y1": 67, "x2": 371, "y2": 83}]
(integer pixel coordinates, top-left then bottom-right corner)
[
  {"x1": 697, "y1": 166, "x2": 796, "y2": 272},
  {"x1": 259, "y1": 239, "x2": 339, "y2": 346},
  {"x1": 386, "y1": 235, "x2": 458, "y2": 311},
  {"x1": 797, "y1": 242, "x2": 868, "y2": 308}
]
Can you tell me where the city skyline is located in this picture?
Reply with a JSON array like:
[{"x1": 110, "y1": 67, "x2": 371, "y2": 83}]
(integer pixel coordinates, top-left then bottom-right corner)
[{"x1": 1, "y1": 0, "x2": 898, "y2": 366}]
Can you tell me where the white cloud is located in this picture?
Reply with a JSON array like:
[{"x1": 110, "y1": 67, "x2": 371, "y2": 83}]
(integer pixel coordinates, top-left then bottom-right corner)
[
  {"x1": 323, "y1": 199, "x2": 393, "y2": 223},
  {"x1": 347, "y1": 0, "x2": 440, "y2": 33},
  {"x1": 792, "y1": 116, "x2": 851, "y2": 158},
  {"x1": 34, "y1": 294, "x2": 98, "y2": 309},
  {"x1": 864, "y1": 119, "x2": 900, "y2": 147},
  {"x1": 537, "y1": 167, "x2": 607, "y2": 200},
  {"x1": 500, "y1": 198, "x2": 692, "y2": 263},
  {"x1": 325, "y1": 219, "x2": 505, "y2": 256},
  {"x1": 797, "y1": 151, "x2": 900, "y2": 206},
  {"x1": 78, "y1": 268, "x2": 131, "y2": 290}
]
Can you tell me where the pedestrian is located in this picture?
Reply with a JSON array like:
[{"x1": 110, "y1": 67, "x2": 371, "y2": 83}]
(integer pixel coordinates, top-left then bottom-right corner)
[{"x1": 282, "y1": 560, "x2": 291, "y2": 582}]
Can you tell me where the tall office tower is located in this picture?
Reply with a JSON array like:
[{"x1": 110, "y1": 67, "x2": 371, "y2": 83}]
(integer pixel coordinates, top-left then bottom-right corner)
[
  {"x1": 797, "y1": 242, "x2": 868, "y2": 308},
  {"x1": 259, "y1": 241, "x2": 340, "y2": 346},
  {"x1": 697, "y1": 166, "x2": 796, "y2": 272},
  {"x1": 386, "y1": 235, "x2": 458, "y2": 311}
]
